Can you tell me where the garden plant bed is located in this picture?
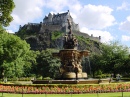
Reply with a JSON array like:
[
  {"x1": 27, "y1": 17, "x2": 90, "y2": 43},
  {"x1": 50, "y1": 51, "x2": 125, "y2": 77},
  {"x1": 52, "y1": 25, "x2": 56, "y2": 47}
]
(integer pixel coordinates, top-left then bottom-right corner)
[{"x1": 0, "y1": 82, "x2": 130, "y2": 94}]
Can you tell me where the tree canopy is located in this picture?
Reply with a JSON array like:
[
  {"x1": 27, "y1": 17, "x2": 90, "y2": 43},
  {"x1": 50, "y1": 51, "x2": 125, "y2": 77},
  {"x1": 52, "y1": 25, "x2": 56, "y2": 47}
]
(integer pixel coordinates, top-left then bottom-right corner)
[
  {"x1": 35, "y1": 49, "x2": 61, "y2": 79},
  {"x1": 90, "y1": 41, "x2": 130, "y2": 77},
  {"x1": 0, "y1": 32, "x2": 36, "y2": 78},
  {"x1": 0, "y1": 0, "x2": 15, "y2": 27}
]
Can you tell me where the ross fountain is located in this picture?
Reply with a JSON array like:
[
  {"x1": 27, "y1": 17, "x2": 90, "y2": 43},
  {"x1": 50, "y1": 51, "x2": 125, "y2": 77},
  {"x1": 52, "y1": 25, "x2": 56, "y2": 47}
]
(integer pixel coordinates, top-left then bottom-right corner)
[
  {"x1": 53, "y1": 19, "x2": 89, "y2": 80},
  {"x1": 32, "y1": 19, "x2": 111, "y2": 84}
]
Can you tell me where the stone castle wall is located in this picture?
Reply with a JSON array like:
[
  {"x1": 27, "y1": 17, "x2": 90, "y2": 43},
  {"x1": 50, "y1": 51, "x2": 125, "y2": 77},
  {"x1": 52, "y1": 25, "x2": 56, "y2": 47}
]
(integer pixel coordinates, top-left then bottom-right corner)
[
  {"x1": 39, "y1": 24, "x2": 62, "y2": 33},
  {"x1": 74, "y1": 31, "x2": 101, "y2": 42}
]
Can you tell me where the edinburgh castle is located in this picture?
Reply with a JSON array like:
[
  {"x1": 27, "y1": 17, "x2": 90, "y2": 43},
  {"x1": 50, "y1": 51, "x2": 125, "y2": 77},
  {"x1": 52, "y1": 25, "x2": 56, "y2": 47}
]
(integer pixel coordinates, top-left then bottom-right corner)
[
  {"x1": 16, "y1": 10, "x2": 101, "y2": 51},
  {"x1": 18, "y1": 10, "x2": 79, "y2": 34}
]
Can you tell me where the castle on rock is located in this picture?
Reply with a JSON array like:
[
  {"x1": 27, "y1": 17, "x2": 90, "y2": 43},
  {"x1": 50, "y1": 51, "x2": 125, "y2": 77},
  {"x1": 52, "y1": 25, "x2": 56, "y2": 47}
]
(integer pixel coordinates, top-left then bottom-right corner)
[{"x1": 19, "y1": 10, "x2": 79, "y2": 33}]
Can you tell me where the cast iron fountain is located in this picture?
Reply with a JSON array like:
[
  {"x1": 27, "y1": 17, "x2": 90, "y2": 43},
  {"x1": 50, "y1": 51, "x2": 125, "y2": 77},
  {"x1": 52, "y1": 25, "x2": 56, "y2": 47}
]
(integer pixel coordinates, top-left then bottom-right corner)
[
  {"x1": 53, "y1": 19, "x2": 89, "y2": 80},
  {"x1": 32, "y1": 19, "x2": 111, "y2": 84}
]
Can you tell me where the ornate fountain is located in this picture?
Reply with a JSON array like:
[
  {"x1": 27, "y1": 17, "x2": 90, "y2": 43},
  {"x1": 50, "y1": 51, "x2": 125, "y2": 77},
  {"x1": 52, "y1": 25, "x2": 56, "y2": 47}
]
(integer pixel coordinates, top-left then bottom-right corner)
[
  {"x1": 32, "y1": 19, "x2": 111, "y2": 84},
  {"x1": 53, "y1": 19, "x2": 89, "y2": 80}
]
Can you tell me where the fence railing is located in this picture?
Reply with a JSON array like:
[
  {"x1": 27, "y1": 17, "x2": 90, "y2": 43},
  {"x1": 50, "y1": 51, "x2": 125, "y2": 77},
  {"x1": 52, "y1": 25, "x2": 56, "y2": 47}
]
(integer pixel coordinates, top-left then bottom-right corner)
[{"x1": 0, "y1": 92, "x2": 130, "y2": 97}]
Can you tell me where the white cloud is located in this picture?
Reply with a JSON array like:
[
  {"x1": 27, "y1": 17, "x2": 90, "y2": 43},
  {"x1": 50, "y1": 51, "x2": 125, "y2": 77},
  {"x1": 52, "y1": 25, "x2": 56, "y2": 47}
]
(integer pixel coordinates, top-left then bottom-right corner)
[
  {"x1": 70, "y1": 4, "x2": 115, "y2": 43},
  {"x1": 6, "y1": 30, "x2": 14, "y2": 33},
  {"x1": 45, "y1": 0, "x2": 69, "y2": 12},
  {"x1": 80, "y1": 27, "x2": 114, "y2": 43},
  {"x1": 68, "y1": 0, "x2": 82, "y2": 12},
  {"x1": 122, "y1": 35, "x2": 130, "y2": 41},
  {"x1": 45, "y1": 0, "x2": 81, "y2": 12},
  {"x1": 11, "y1": 0, "x2": 44, "y2": 25},
  {"x1": 7, "y1": 0, "x2": 45, "y2": 33},
  {"x1": 119, "y1": 16, "x2": 130, "y2": 33},
  {"x1": 73, "y1": 4, "x2": 115, "y2": 29},
  {"x1": 117, "y1": 2, "x2": 130, "y2": 10}
]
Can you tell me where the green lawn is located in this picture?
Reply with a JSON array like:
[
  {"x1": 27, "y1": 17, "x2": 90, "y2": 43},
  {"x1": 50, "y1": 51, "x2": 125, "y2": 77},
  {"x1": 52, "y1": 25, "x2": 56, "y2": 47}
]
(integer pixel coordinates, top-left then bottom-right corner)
[{"x1": 0, "y1": 92, "x2": 130, "y2": 97}]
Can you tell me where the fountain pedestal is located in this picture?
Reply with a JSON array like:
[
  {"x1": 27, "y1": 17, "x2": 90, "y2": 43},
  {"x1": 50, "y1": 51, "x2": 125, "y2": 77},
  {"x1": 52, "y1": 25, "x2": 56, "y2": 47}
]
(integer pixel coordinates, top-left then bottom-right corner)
[{"x1": 53, "y1": 49, "x2": 89, "y2": 80}]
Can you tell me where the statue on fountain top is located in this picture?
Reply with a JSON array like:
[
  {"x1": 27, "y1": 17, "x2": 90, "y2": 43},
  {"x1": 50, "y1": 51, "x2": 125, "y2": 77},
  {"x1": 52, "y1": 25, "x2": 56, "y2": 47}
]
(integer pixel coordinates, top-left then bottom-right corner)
[
  {"x1": 67, "y1": 18, "x2": 72, "y2": 34},
  {"x1": 63, "y1": 19, "x2": 78, "y2": 49}
]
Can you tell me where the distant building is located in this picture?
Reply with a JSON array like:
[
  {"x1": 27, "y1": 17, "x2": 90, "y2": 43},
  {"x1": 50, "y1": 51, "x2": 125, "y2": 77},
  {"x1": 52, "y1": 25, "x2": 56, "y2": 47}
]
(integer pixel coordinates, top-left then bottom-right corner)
[
  {"x1": 43, "y1": 10, "x2": 79, "y2": 32},
  {"x1": 18, "y1": 10, "x2": 79, "y2": 33}
]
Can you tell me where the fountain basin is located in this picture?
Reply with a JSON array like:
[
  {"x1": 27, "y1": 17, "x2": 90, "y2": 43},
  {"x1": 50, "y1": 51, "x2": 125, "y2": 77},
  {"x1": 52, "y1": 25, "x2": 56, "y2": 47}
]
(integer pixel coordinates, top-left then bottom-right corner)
[{"x1": 32, "y1": 78, "x2": 111, "y2": 84}]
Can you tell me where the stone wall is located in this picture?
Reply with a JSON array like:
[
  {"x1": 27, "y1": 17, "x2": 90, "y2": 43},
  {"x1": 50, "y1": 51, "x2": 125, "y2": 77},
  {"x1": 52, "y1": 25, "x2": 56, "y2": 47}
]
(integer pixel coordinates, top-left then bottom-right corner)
[{"x1": 39, "y1": 24, "x2": 62, "y2": 33}]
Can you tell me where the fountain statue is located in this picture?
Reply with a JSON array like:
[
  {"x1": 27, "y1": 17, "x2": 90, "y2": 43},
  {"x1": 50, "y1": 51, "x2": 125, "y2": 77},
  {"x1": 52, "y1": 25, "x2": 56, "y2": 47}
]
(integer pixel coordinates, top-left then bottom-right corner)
[{"x1": 53, "y1": 19, "x2": 89, "y2": 80}]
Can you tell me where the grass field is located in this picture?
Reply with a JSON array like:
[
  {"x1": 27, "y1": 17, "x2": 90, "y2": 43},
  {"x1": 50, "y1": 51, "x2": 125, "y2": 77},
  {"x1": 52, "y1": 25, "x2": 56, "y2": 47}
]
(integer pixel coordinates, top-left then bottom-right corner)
[{"x1": 0, "y1": 92, "x2": 130, "y2": 97}]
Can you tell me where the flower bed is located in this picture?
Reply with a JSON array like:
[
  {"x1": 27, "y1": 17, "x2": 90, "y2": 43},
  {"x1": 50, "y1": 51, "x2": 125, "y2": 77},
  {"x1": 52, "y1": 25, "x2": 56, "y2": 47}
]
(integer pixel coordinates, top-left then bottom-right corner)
[{"x1": 0, "y1": 83, "x2": 130, "y2": 94}]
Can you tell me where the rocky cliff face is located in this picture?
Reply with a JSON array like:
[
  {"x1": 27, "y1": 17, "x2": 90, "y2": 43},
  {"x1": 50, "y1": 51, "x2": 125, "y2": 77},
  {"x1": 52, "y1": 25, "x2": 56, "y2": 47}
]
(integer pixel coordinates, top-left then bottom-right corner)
[{"x1": 16, "y1": 28, "x2": 101, "y2": 54}]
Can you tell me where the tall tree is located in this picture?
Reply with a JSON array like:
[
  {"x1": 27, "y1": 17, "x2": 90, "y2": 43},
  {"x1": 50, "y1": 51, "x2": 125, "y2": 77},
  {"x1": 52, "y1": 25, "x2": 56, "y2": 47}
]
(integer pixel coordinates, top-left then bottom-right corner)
[
  {"x1": 23, "y1": 50, "x2": 39, "y2": 77},
  {"x1": 0, "y1": 0, "x2": 38, "y2": 78},
  {"x1": 0, "y1": 32, "x2": 34, "y2": 78},
  {"x1": 0, "y1": 0, "x2": 15, "y2": 27},
  {"x1": 100, "y1": 41, "x2": 130, "y2": 77},
  {"x1": 90, "y1": 53, "x2": 102, "y2": 77},
  {"x1": 36, "y1": 49, "x2": 60, "y2": 79}
]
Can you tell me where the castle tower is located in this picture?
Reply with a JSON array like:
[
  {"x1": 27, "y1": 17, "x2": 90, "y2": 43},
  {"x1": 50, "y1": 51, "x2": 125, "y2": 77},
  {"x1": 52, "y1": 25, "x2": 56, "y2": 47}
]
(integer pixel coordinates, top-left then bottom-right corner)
[
  {"x1": 48, "y1": 13, "x2": 53, "y2": 24},
  {"x1": 43, "y1": 16, "x2": 48, "y2": 24}
]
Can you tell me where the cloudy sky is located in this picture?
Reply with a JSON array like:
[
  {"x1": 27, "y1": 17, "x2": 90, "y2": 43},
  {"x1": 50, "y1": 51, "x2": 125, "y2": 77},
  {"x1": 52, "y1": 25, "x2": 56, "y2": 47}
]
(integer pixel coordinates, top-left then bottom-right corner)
[{"x1": 6, "y1": 0, "x2": 130, "y2": 47}]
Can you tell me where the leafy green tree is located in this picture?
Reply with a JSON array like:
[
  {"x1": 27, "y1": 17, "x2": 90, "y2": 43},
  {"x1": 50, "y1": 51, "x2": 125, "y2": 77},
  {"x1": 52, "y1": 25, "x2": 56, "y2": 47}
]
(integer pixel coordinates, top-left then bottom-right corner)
[
  {"x1": 89, "y1": 41, "x2": 130, "y2": 78},
  {"x1": 36, "y1": 49, "x2": 60, "y2": 79},
  {"x1": 22, "y1": 50, "x2": 38, "y2": 77},
  {"x1": 118, "y1": 55, "x2": 130, "y2": 77},
  {"x1": 0, "y1": 0, "x2": 15, "y2": 27},
  {"x1": 23, "y1": 50, "x2": 40, "y2": 77},
  {"x1": 90, "y1": 53, "x2": 102, "y2": 77},
  {"x1": 0, "y1": 32, "x2": 34, "y2": 78},
  {"x1": 99, "y1": 41, "x2": 130, "y2": 77}
]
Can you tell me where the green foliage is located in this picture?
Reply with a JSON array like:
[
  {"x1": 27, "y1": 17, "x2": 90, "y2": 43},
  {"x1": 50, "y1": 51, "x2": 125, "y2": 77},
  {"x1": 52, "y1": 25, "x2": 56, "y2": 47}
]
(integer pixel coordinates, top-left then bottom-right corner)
[
  {"x1": 51, "y1": 31, "x2": 63, "y2": 40},
  {"x1": 16, "y1": 27, "x2": 37, "y2": 39},
  {"x1": 76, "y1": 35, "x2": 90, "y2": 45},
  {"x1": 35, "y1": 49, "x2": 60, "y2": 79},
  {"x1": 15, "y1": 27, "x2": 27, "y2": 39},
  {"x1": 90, "y1": 41, "x2": 130, "y2": 77},
  {"x1": 89, "y1": 53, "x2": 102, "y2": 77},
  {"x1": 22, "y1": 50, "x2": 38, "y2": 77},
  {"x1": 95, "y1": 69, "x2": 102, "y2": 75},
  {"x1": 95, "y1": 73, "x2": 110, "y2": 78},
  {"x1": 100, "y1": 41, "x2": 129, "y2": 74},
  {"x1": 75, "y1": 35, "x2": 97, "y2": 50},
  {"x1": 0, "y1": 0, "x2": 15, "y2": 27},
  {"x1": 0, "y1": 31, "x2": 35, "y2": 78}
]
